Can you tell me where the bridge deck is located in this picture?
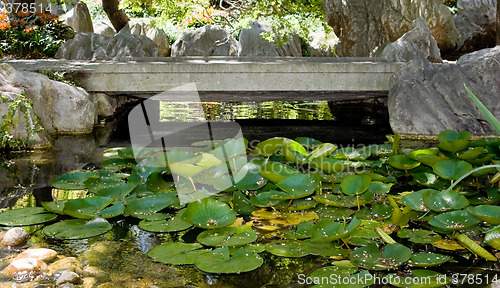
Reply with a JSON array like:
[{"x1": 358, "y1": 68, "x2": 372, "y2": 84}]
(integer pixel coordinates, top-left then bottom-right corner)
[{"x1": 2, "y1": 57, "x2": 402, "y2": 101}]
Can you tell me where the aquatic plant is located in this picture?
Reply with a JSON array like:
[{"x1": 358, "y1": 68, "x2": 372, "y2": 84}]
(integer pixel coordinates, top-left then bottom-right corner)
[{"x1": 1, "y1": 131, "x2": 499, "y2": 282}]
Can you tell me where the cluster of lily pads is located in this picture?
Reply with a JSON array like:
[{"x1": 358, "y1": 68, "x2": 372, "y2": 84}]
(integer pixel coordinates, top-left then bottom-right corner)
[{"x1": 1, "y1": 130, "x2": 499, "y2": 286}]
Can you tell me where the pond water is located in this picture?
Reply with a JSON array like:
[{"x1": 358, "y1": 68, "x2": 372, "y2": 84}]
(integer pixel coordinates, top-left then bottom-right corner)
[{"x1": 1, "y1": 99, "x2": 497, "y2": 288}]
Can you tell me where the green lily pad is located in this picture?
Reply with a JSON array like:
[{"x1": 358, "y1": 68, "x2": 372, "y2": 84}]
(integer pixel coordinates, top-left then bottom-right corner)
[
  {"x1": 265, "y1": 240, "x2": 309, "y2": 257},
  {"x1": 334, "y1": 146, "x2": 370, "y2": 161},
  {"x1": 309, "y1": 158, "x2": 350, "y2": 174},
  {"x1": 101, "y1": 158, "x2": 137, "y2": 172},
  {"x1": 41, "y1": 200, "x2": 68, "y2": 215},
  {"x1": 295, "y1": 137, "x2": 323, "y2": 149},
  {"x1": 95, "y1": 182, "x2": 136, "y2": 200},
  {"x1": 197, "y1": 225, "x2": 257, "y2": 247},
  {"x1": 428, "y1": 209, "x2": 481, "y2": 231},
  {"x1": 300, "y1": 240, "x2": 351, "y2": 257},
  {"x1": 281, "y1": 221, "x2": 314, "y2": 239},
  {"x1": 275, "y1": 174, "x2": 320, "y2": 199},
  {"x1": 311, "y1": 217, "x2": 361, "y2": 242},
  {"x1": 340, "y1": 175, "x2": 371, "y2": 196},
  {"x1": 437, "y1": 130, "x2": 470, "y2": 153},
  {"x1": 468, "y1": 205, "x2": 500, "y2": 225},
  {"x1": 274, "y1": 198, "x2": 318, "y2": 211},
  {"x1": 85, "y1": 177, "x2": 124, "y2": 193},
  {"x1": 259, "y1": 162, "x2": 299, "y2": 183},
  {"x1": 51, "y1": 171, "x2": 97, "y2": 190},
  {"x1": 0, "y1": 207, "x2": 57, "y2": 226},
  {"x1": 234, "y1": 160, "x2": 268, "y2": 191},
  {"x1": 124, "y1": 193, "x2": 175, "y2": 219},
  {"x1": 314, "y1": 193, "x2": 371, "y2": 208},
  {"x1": 42, "y1": 218, "x2": 112, "y2": 240},
  {"x1": 63, "y1": 196, "x2": 114, "y2": 219},
  {"x1": 148, "y1": 242, "x2": 209, "y2": 265},
  {"x1": 249, "y1": 191, "x2": 286, "y2": 207},
  {"x1": 194, "y1": 246, "x2": 263, "y2": 274},
  {"x1": 146, "y1": 171, "x2": 175, "y2": 192},
  {"x1": 306, "y1": 143, "x2": 337, "y2": 161},
  {"x1": 253, "y1": 137, "x2": 289, "y2": 157},
  {"x1": 232, "y1": 191, "x2": 258, "y2": 215},
  {"x1": 138, "y1": 209, "x2": 192, "y2": 232},
  {"x1": 397, "y1": 229, "x2": 441, "y2": 244},
  {"x1": 350, "y1": 243, "x2": 412, "y2": 270},
  {"x1": 433, "y1": 160, "x2": 473, "y2": 181},
  {"x1": 422, "y1": 190, "x2": 469, "y2": 212},
  {"x1": 402, "y1": 190, "x2": 431, "y2": 212},
  {"x1": 182, "y1": 198, "x2": 236, "y2": 229},
  {"x1": 387, "y1": 155, "x2": 420, "y2": 170},
  {"x1": 407, "y1": 253, "x2": 452, "y2": 267}
]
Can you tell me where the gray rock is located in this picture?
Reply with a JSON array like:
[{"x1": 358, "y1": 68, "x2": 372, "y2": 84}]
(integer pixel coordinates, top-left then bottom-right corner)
[
  {"x1": 1, "y1": 227, "x2": 28, "y2": 247},
  {"x1": 307, "y1": 32, "x2": 338, "y2": 57},
  {"x1": 388, "y1": 46, "x2": 500, "y2": 136},
  {"x1": 0, "y1": 63, "x2": 97, "y2": 147},
  {"x1": 380, "y1": 17, "x2": 442, "y2": 62},
  {"x1": 61, "y1": 2, "x2": 93, "y2": 33},
  {"x1": 146, "y1": 28, "x2": 170, "y2": 57},
  {"x1": 55, "y1": 32, "x2": 158, "y2": 60},
  {"x1": 93, "y1": 21, "x2": 115, "y2": 37},
  {"x1": 171, "y1": 25, "x2": 238, "y2": 56},
  {"x1": 454, "y1": 0, "x2": 496, "y2": 52},
  {"x1": 238, "y1": 21, "x2": 302, "y2": 57},
  {"x1": 323, "y1": 0, "x2": 459, "y2": 56},
  {"x1": 56, "y1": 270, "x2": 80, "y2": 286}
]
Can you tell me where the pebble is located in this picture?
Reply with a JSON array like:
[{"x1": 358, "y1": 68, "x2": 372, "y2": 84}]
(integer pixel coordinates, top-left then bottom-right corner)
[
  {"x1": 55, "y1": 270, "x2": 80, "y2": 286},
  {"x1": 13, "y1": 248, "x2": 58, "y2": 262},
  {"x1": 1, "y1": 257, "x2": 47, "y2": 279},
  {"x1": 82, "y1": 277, "x2": 98, "y2": 288},
  {"x1": 83, "y1": 266, "x2": 106, "y2": 278},
  {"x1": 1, "y1": 228, "x2": 29, "y2": 247},
  {"x1": 48, "y1": 257, "x2": 82, "y2": 275}
]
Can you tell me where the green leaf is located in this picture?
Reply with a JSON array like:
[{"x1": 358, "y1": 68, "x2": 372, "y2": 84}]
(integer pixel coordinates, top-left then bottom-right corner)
[
  {"x1": 63, "y1": 196, "x2": 114, "y2": 219},
  {"x1": 387, "y1": 155, "x2": 420, "y2": 170},
  {"x1": 464, "y1": 85, "x2": 500, "y2": 135},
  {"x1": 197, "y1": 225, "x2": 257, "y2": 247},
  {"x1": 340, "y1": 175, "x2": 371, "y2": 196},
  {"x1": 311, "y1": 217, "x2": 361, "y2": 242},
  {"x1": 422, "y1": 190, "x2": 469, "y2": 212},
  {"x1": 428, "y1": 209, "x2": 481, "y2": 231},
  {"x1": 148, "y1": 242, "x2": 208, "y2": 265},
  {"x1": 468, "y1": 205, "x2": 500, "y2": 225},
  {"x1": 42, "y1": 218, "x2": 112, "y2": 240},
  {"x1": 350, "y1": 243, "x2": 412, "y2": 270},
  {"x1": 182, "y1": 198, "x2": 236, "y2": 229},
  {"x1": 124, "y1": 194, "x2": 175, "y2": 219},
  {"x1": 407, "y1": 253, "x2": 452, "y2": 267},
  {"x1": 194, "y1": 246, "x2": 263, "y2": 273},
  {"x1": 0, "y1": 207, "x2": 57, "y2": 226},
  {"x1": 433, "y1": 160, "x2": 473, "y2": 181},
  {"x1": 51, "y1": 171, "x2": 97, "y2": 190},
  {"x1": 275, "y1": 174, "x2": 320, "y2": 199}
]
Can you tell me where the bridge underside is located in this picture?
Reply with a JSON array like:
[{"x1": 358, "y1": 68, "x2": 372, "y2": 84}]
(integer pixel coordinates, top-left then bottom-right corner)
[{"x1": 3, "y1": 57, "x2": 402, "y2": 101}]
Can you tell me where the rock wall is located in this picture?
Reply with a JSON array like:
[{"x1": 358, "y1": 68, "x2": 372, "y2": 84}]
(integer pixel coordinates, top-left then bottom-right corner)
[{"x1": 389, "y1": 46, "x2": 500, "y2": 136}]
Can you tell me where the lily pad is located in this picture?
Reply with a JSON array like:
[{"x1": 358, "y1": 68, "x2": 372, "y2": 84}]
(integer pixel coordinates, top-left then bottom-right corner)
[
  {"x1": 124, "y1": 193, "x2": 175, "y2": 219},
  {"x1": 146, "y1": 171, "x2": 175, "y2": 192},
  {"x1": 340, "y1": 175, "x2": 371, "y2": 196},
  {"x1": 402, "y1": 190, "x2": 431, "y2": 212},
  {"x1": 428, "y1": 209, "x2": 481, "y2": 231},
  {"x1": 387, "y1": 155, "x2": 420, "y2": 170},
  {"x1": 432, "y1": 160, "x2": 473, "y2": 181},
  {"x1": 0, "y1": 207, "x2": 57, "y2": 226},
  {"x1": 95, "y1": 182, "x2": 136, "y2": 200},
  {"x1": 148, "y1": 242, "x2": 209, "y2": 265},
  {"x1": 407, "y1": 253, "x2": 452, "y2": 267},
  {"x1": 422, "y1": 190, "x2": 469, "y2": 212},
  {"x1": 194, "y1": 246, "x2": 263, "y2": 273},
  {"x1": 51, "y1": 171, "x2": 97, "y2": 190},
  {"x1": 309, "y1": 158, "x2": 350, "y2": 174},
  {"x1": 197, "y1": 225, "x2": 257, "y2": 247},
  {"x1": 311, "y1": 217, "x2": 361, "y2": 242},
  {"x1": 260, "y1": 161, "x2": 300, "y2": 183},
  {"x1": 437, "y1": 130, "x2": 470, "y2": 153},
  {"x1": 484, "y1": 225, "x2": 500, "y2": 250},
  {"x1": 63, "y1": 196, "x2": 114, "y2": 219},
  {"x1": 182, "y1": 198, "x2": 236, "y2": 229},
  {"x1": 138, "y1": 210, "x2": 193, "y2": 232},
  {"x1": 397, "y1": 229, "x2": 441, "y2": 244},
  {"x1": 265, "y1": 240, "x2": 309, "y2": 257},
  {"x1": 468, "y1": 205, "x2": 500, "y2": 225},
  {"x1": 350, "y1": 243, "x2": 412, "y2": 270},
  {"x1": 42, "y1": 218, "x2": 112, "y2": 240},
  {"x1": 306, "y1": 143, "x2": 337, "y2": 161},
  {"x1": 234, "y1": 160, "x2": 268, "y2": 191},
  {"x1": 275, "y1": 174, "x2": 320, "y2": 199}
]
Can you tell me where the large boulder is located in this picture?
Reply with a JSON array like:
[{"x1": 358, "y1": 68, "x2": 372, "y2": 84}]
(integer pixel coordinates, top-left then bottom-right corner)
[
  {"x1": 61, "y1": 1, "x2": 93, "y2": 33},
  {"x1": 55, "y1": 32, "x2": 158, "y2": 60},
  {"x1": 307, "y1": 32, "x2": 338, "y2": 57},
  {"x1": 388, "y1": 46, "x2": 500, "y2": 136},
  {"x1": 146, "y1": 28, "x2": 170, "y2": 57},
  {"x1": 454, "y1": 0, "x2": 497, "y2": 53},
  {"x1": 380, "y1": 17, "x2": 442, "y2": 62},
  {"x1": 0, "y1": 63, "x2": 97, "y2": 147},
  {"x1": 323, "y1": 0, "x2": 459, "y2": 57},
  {"x1": 171, "y1": 25, "x2": 238, "y2": 56},
  {"x1": 238, "y1": 21, "x2": 302, "y2": 57},
  {"x1": 93, "y1": 21, "x2": 116, "y2": 37}
]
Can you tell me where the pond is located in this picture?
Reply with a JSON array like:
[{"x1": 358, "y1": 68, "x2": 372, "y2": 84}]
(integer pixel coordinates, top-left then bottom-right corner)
[{"x1": 0, "y1": 98, "x2": 499, "y2": 287}]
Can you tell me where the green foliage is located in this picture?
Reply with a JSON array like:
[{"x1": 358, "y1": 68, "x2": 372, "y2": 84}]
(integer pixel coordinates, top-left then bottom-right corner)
[
  {"x1": 41, "y1": 71, "x2": 82, "y2": 87},
  {"x1": 0, "y1": 11, "x2": 75, "y2": 58},
  {"x1": 0, "y1": 92, "x2": 44, "y2": 150}
]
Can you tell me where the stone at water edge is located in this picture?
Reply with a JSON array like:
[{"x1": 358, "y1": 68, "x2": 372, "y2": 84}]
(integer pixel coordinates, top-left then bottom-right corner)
[
  {"x1": 1, "y1": 228, "x2": 29, "y2": 248},
  {"x1": 171, "y1": 25, "x2": 238, "y2": 57},
  {"x1": 13, "y1": 248, "x2": 58, "y2": 263},
  {"x1": 1, "y1": 258, "x2": 47, "y2": 279},
  {"x1": 56, "y1": 270, "x2": 81, "y2": 286},
  {"x1": 48, "y1": 257, "x2": 83, "y2": 275}
]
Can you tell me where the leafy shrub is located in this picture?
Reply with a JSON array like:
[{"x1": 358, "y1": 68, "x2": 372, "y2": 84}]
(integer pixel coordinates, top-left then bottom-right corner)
[{"x1": 0, "y1": 11, "x2": 75, "y2": 58}]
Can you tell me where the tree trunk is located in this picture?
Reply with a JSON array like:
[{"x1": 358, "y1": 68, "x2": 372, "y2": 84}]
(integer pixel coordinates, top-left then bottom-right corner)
[{"x1": 102, "y1": 0, "x2": 129, "y2": 33}]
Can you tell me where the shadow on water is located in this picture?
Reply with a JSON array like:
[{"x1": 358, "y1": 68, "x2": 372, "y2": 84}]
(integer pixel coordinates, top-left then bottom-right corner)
[{"x1": 0, "y1": 97, "x2": 395, "y2": 287}]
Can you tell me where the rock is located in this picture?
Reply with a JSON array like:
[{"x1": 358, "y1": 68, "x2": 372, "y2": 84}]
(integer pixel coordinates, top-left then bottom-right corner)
[
  {"x1": 79, "y1": 241, "x2": 120, "y2": 267},
  {"x1": 48, "y1": 257, "x2": 82, "y2": 275},
  {"x1": 61, "y1": 2, "x2": 93, "y2": 33},
  {"x1": 82, "y1": 277, "x2": 98, "y2": 288},
  {"x1": 82, "y1": 266, "x2": 106, "y2": 278},
  {"x1": 323, "y1": 0, "x2": 459, "y2": 56},
  {"x1": 146, "y1": 28, "x2": 170, "y2": 57},
  {"x1": 1, "y1": 228, "x2": 28, "y2": 247},
  {"x1": 454, "y1": 0, "x2": 496, "y2": 53},
  {"x1": 93, "y1": 21, "x2": 116, "y2": 37},
  {"x1": 56, "y1": 270, "x2": 81, "y2": 286},
  {"x1": 379, "y1": 17, "x2": 443, "y2": 62},
  {"x1": 0, "y1": 63, "x2": 97, "y2": 145},
  {"x1": 95, "y1": 94, "x2": 118, "y2": 118},
  {"x1": 55, "y1": 32, "x2": 158, "y2": 60},
  {"x1": 307, "y1": 32, "x2": 338, "y2": 57},
  {"x1": 13, "y1": 248, "x2": 58, "y2": 262},
  {"x1": 171, "y1": 25, "x2": 238, "y2": 56},
  {"x1": 238, "y1": 21, "x2": 302, "y2": 57},
  {"x1": 1, "y1": 258, "x2": 47, "y2": 279},
  {"x1": 388, "y1": 46, "x2": 500, "y2": 136}
]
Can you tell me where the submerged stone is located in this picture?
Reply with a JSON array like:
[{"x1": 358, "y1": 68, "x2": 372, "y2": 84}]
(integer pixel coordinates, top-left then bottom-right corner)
[{"x1": 1, "y1": 228, "x2": 29, "y2": 248}]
